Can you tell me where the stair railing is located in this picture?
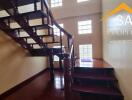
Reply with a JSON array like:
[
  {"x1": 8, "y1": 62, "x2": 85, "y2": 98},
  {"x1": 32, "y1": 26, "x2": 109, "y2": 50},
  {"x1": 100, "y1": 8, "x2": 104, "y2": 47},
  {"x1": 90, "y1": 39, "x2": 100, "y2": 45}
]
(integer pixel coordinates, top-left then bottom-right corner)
[
  {"x1": 63, "y1": 43, "x2": 74, "y2": 100},
  {"x1": 42, "y1": 1, "x2": 74, "y2": 100}
]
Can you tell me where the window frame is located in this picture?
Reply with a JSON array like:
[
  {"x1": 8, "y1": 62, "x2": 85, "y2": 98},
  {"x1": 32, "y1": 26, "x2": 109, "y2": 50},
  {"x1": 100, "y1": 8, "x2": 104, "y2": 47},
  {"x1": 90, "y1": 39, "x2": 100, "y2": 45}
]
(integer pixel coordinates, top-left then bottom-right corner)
[
  {"x1": 77, "y1": 0, "x2": 89, "y2": 3},
  {"x1": 51, "y1": 0, "x2": 63, "y2": 8},
  {"x1": 78, "y1": 20, "x2": 92, "y2": 35},
  {"x1": 79, "y1": 44, "x2": 93, "y2": 59}
]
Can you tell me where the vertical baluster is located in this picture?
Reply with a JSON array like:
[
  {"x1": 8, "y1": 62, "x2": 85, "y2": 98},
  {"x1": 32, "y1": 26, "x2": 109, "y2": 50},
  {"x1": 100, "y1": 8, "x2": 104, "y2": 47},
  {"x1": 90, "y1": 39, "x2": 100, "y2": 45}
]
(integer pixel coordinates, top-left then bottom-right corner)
[
  {"x1": 41, "y1": 0, "x2": 44, "y2": 11},
  {"x1": 47, "y1": 9, "x2": 50, "y2": 36},
  {"x1": 49, "y1": 54, "x2": 55, "y2": 81},
  {"x1": 51, "y1": 20, "x2": 55, "y2": 41},
  {"x1": 17, "y1": 29, "x2": 20, "y2": 37},
  {"x1": 25, "y1": 38, "x2": 27, "y2": 43},
  {"x1": 12, "y1": 0, "x2": 18, "y2": 15},
  {"x1": 45, "y1": 0, "x2": 50, "y2": 26},
  {"x1": 26, "y1": 16, "x2": 30, "y2": 26},
  {"x1": 60, "y1": 30, "x2": 63, "y2": 51},
  {"x1": 34, "y1": 27, "x2": 37, "y2": 35},
  {"x1": 42, "y1": 16, "x2": 45, "y2": 25},
  {"x1": 64, "y1": 54, "x2": 71, "y2": 100},
  {"x1": 34, "y1": 0, "x2": 37, "y2": 11},
  {"x1": 31, "y1": 44, "x2": 33, "y2": 48},
  {"x1": 59, "y1": 30, "x2": 63, "y2": 70},
  {"x1": 67, "y1": 37, "x2": 70, "y2": 49},
  {"x1": 7, "y1": 19, "x2": 10, "y2": 28},
  {"x1": 41, "y1": 0, "x2": 45, "y2": 25},
  {"x1": 47, "y1": 17, "x2": 50, "y2": 35}
]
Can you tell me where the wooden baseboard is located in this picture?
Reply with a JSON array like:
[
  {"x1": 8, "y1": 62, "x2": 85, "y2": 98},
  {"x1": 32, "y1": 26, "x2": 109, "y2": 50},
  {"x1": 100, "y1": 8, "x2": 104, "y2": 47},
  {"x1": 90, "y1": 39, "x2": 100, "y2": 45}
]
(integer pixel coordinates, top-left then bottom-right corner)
[{"x1": 0, "y1": 68, "x2": 49, "y2": 99}]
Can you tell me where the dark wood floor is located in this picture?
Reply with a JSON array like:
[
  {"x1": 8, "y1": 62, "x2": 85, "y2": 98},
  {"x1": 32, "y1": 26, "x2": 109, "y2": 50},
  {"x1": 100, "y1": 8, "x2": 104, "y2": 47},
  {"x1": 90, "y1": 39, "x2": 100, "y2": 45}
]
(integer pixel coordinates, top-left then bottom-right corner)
[
  {"x1": 3, "y1": 70, "x2": 80, "y2": 100},
  {"x1": 3, "y1": 59, "x2": 110, "y2": 100}
]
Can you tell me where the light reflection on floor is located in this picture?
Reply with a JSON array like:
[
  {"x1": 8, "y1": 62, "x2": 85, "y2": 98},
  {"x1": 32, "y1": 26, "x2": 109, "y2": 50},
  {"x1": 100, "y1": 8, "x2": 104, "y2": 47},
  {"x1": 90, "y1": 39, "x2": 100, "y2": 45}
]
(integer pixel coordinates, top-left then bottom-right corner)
[
  {"x1": 80, "y1": 61, "x2": 93, "y2": 67},
  {"x1": 75, "y1": 58, "x2": 93, "y2": 67},
  {"x1": 54, "y1": 75, "x2": 64, "y2": 89}
]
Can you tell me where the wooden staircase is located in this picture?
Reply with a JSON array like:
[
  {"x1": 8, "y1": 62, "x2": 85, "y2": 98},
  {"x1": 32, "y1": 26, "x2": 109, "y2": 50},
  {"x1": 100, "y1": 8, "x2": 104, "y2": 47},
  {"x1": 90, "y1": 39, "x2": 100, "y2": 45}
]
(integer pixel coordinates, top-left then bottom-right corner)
[
  {"x1": 0, "y1": 0, "x2": 73, "y2": 87},
  {"x1": 0, "y1": 0, "x2": 123, "y2": 100},
  {"x1": 71, "y1": 67, "x2": 124, "y2": 100}
]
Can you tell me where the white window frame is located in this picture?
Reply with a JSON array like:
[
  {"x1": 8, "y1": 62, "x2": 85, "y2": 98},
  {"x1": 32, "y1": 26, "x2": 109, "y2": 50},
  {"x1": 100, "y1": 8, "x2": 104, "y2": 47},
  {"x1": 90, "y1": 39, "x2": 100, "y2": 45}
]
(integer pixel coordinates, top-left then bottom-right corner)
[
  {"x1": 79, "y1": 44, "x2": 93, "y2": 59},
  {"x1": 78, "y1": 20, "x2": 92, "y2": 34},
  {"x1": 77, "y1": 0, "x2": 89, "y2": 3},
  {"x1": 53, "y1": 24, "x2": 64, "y2": 36},
  {"x1": 51, "y1": 0, "x2": 63, "y2": 8}
]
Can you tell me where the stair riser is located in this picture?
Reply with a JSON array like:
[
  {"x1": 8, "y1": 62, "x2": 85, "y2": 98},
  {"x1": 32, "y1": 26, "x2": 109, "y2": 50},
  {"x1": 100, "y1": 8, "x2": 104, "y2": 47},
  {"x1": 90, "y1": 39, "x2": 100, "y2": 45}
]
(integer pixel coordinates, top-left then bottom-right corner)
[
  {"x1": 73, "y1": 78, "x2": 118, "y2": 88},
  {"x1": 80, "y1": 93, "x2": 123, "y2": 100},
  {"x1": 74, "y1": 68, "x2": 114, "y2": 76}
]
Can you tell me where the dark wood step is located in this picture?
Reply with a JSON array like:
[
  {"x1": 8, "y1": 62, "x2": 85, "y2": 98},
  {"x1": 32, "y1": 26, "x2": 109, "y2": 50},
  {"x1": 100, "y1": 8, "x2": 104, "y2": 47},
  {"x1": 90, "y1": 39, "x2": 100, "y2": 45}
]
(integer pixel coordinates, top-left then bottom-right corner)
[
  {"x1": 48, "y1": 48, "x2": 62, "y2": 54},
  {"x1": 55, "y1": 53, "x2": 68, "y2": 59},
  {"x1": 30, "y1": 48, "x2": 62, "y2": 56},
  {"x1": 16, "y1": 34, "x2": 56, "y2": 39},
  {"x1": 29, "y1": 48, "x2": 50, "y2": 56},
  {"x1": 73, "y1": 77, "x2": 118, "y2": 89},
  {"x1": 0, "y1": 20, "x2": 32, "y2": 49},
  {"x1": 42, "y1": 41, "x2": 60, "y2": 44},
  {"x1": 14, "y1": 24, "x2": 52, "y2": 31},
  {"x1": 0, "y1": 10, "x2": 47, "y2": 21},
  {"x1": 72, "y1": 84, "x2": 123, "y2": 98},
  {"x1": 0, "y1": 0, "x2": 40, "y2": 10},
  {"x1": 72, "y1": 73, "x2": 117, "y2": 81},
  {"x1": 29, "y1": 42, "x2": 60, "y2": 45},
  {"x1": 74, "y1": 67, "x2": 114, "y2": 76}
]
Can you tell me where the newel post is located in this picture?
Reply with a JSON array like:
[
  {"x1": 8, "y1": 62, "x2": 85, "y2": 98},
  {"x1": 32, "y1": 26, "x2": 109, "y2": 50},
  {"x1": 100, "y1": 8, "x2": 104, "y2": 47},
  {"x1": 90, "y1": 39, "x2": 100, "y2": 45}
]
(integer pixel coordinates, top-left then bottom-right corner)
[{"x1": 64, "y1": 54, "x2": 72, "y2": 100}]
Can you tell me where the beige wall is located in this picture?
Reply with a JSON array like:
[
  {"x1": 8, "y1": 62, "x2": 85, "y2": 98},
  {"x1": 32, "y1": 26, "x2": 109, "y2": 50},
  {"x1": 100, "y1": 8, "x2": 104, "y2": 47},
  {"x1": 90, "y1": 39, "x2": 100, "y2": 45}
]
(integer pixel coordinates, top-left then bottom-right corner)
[
  {"x1": 50, "y1": 0, "x2": 102, "y2": 64},
  {"x1": 0, "y1": 31, "x2": 47, "y2": 94},
  {"x1": 56, "y1": 14, "x2": 102, "y2": 58},
  {"x1": 102, "y1": 0, "x2": 132, "y2": 100},
  {"x1": 51, "y1": 0, "x2": 101, "y2": 19}
]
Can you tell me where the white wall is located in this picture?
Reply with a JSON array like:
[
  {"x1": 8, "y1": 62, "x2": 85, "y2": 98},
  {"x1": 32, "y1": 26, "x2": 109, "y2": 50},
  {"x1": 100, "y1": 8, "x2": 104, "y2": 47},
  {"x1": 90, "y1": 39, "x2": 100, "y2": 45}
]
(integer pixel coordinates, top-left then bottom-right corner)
[
  {"x1": 51, "y1": 0, "x2": 101, "y2": 19},
  {"x1": 102, "y1": 0, "x2": 132, "y2": 100}
]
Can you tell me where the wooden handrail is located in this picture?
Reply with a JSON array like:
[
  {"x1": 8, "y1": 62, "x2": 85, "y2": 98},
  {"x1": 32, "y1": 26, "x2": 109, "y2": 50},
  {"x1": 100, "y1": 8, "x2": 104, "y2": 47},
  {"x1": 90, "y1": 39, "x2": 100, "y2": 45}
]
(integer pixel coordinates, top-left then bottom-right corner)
[
  {"x1": 42, "y1": 1, "x2": 74, "y2": 100},
  {"x1": 42, "y1": 0, "x2": 72, "y2": 39}
]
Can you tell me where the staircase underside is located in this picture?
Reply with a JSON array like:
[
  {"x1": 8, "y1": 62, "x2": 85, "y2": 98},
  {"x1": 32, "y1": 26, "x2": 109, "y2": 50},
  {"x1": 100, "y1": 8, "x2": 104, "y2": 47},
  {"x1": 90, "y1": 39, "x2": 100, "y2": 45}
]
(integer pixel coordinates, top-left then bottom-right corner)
[{"x1": 0, "y1": 0, "x2": 67, "y2": 57}]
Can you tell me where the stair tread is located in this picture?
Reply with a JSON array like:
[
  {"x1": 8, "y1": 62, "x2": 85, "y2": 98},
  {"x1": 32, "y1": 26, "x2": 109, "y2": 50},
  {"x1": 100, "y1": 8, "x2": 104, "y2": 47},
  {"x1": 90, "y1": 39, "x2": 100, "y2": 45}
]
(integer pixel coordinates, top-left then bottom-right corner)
[
  {"x1": 0, "y1": 10, "x2": 47, "y2": 20},
  {"x1": 43, "y1": 41, "x2": 60, "y2": 44},
  {"x1": 8, "y1": 24, "x2": 52, "y2": 32},
  {"x1": 73, "y1": 73, "x2": 117, "y2": 81},
  {"x1": 0, "y1": 0, "x2": 40, "y2": 10},
  {"x1": 30, "y1": 41, "x2": 60, "y2": 45},
  {"x1": 17, "y1": 34, "x2": 56, "y2": 38},
  {"x1": 74, "y1": 67, "x2": 114, "y2": 75},
  {"x1": 72, "y1": 84, "x2": 122, "y2": 96},
  {"x1": 74, "y1": 67, "x2": 114, "y2": 70}
]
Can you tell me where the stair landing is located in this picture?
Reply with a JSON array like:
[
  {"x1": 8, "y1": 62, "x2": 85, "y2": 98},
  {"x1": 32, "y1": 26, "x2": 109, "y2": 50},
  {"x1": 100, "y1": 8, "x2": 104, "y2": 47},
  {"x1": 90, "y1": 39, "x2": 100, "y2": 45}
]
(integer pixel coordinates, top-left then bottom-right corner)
[{"x1": 75, "y1": 58, "x2": 111, "y2": 68}]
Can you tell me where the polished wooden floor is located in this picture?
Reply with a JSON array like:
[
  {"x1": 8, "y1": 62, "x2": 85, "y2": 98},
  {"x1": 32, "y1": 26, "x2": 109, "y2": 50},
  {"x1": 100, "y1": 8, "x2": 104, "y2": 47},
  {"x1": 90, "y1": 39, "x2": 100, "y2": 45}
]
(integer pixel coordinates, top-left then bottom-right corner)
[
  {"x1": 3, "y1": 59, "x2": 110, "y2": 100},
  {"x1": 3, "y1": 71, "x2": 81, "y2": 100}
]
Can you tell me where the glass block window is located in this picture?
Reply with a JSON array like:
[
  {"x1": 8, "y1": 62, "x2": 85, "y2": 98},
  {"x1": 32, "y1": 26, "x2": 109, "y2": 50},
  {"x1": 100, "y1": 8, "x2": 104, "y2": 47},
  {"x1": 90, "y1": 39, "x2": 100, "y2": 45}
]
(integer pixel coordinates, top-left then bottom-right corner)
[{"x1": 78, "y1": 20, "x2": 92, "y2": 34}]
